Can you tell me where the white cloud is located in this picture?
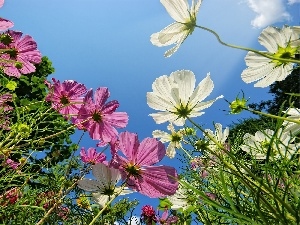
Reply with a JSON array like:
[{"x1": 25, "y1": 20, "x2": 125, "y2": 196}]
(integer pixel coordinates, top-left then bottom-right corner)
[
  {"x1": 246, "y1": 0, "x2": 291, "y2": 28},
  {"x1": 288, "y1": 0, "x2": 300, "y2": 4}
]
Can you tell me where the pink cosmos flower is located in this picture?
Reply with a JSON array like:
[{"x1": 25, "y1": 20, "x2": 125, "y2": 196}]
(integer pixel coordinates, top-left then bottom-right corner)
[
  {"x1": 0, "y1": 93, "x2": 12, "y2": 111},
  {"x1": 113, "y1": 131, "x2": 178, "y2": 198},
  {"x1": 76, "y1": 88, "x2": 128, "y2": 142},
  {"x1": 0, "y1": 0, "x2": 14, "y2": 31},
  {"x1": 5, "y1": 158, "x2": 20, "y2": 170},
  {"x1": 80, "y1": 147, "x2": 106, "y2": 164},
  {"x1": 45, "y1": 78, "x2": 87, "y2": 118},
  {"x1": 0, "y1": 30, "x2": 42, "y2": 77},
  {"x1": 159, "y1": 210, "x2": 178, "y2": 225}
]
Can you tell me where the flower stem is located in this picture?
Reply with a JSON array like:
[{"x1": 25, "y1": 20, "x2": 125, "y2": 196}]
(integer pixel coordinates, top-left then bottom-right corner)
[
  {"x1": 88, "y1": 184, "x2": 126, "y2": 225},
  {"x1": 187, "y1": 117, "x2": 297, "y2": 217},
  {"x1": 195, "y1": 25, "x2": 300, "y2": 64},
  {"x1": 246, "y1": 108, "x2": 300, "y2": 124}
]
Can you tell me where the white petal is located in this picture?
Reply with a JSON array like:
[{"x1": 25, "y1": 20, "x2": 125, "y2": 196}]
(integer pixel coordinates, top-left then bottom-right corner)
[
  {"x1": 166, "y1": 143, "x2": 176, "y2": 158},
  {"x1": 164, "y1": 31, "x2": 188, "y2": 57},
  {"x1": 189, "y1": 73, "x2": 213, "y2": 106},
  {"x1": 244, "y1": 52, "x2": 271, "y2": 67},
  {"x1": 193, "y1": 95, "x2": 223, "y2": 112},
  {"x1": 77, "y1": 179, "x2": 103, "y2": 192},
  {"x1": 157, "y1": 22, "x2": 187, "y2": 45},
  {"x1": 152, "y1": 130, "x2": 171, "y2": 143},
  {"x1": 149, "y1": 112, "x2": 179, "y2": 124},
  {"x1": 258, "y1": 26, "x2": 281, "y2": 52},
  {"x1": 147, "y1": 92, "x2": 176, "y2": 111},
  {"x1": 161, "y1": 0, "x2": 189, "y2": 23},
  {"x1": 92, "y1": 193, "x2": 110, "y2": 207},
  {"x1": 92, "y1": 163, "x2": 121, "y2": 187},
  {"x1": 170, "y1": 70, "x2": 196, "y2": 105}
]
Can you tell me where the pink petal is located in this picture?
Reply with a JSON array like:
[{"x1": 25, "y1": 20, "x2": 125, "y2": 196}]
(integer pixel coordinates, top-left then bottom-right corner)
[
  {"x1": 136, "y1": 138, "x2": 165, "y2": 166},
  {"x1": 102, "y1": 100, "x2": 119, "y2": 114},
  {"x1": 104, "y1": 112, "x2": 128, "y2": 128},
  {"x1": 119, "y1": 131, "x2": 140, "y2": 162},
  {"x1": 0, "y1": 0, "x2": 4, "y2": 8},
  {"x1": 3, "y1": 66, "x2": 21, "y2": 78},
  {"x1": 95, "y1": 87, "x2": 109, "y2": 107},
  {"x1": 0, "y1": 18, "x2": 13, "y2": 30},
  {"x1": 134, "y1": 166, "x2": 178, "y2": 198},
  {"x1": 15, "y1": 34, "x2": 37, "y2": 52}
]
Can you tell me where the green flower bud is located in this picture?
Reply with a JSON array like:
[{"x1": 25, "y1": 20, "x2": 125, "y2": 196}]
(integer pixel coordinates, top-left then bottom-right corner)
[
  {"x1": 0, "y1": 34, "x2": 13, "y2": 45},
  {"x1": 229, "y1": 97, "x2": 247, "y2": 114},
  {"x1": 5, "y1": 81, "x2": 17, "y2": 91},
  {"x1": 15, "y1": 62, "x2": 23, "y2": 69},
  {"x1": 195, "y1": 139, "x2": 209, "y2": 150},
  {"x1": 16, "y1": 123, "x2": 31, "y2": 138},
  {"x1": 182, "y1": 127, "x2": 196, "y2": 136}
]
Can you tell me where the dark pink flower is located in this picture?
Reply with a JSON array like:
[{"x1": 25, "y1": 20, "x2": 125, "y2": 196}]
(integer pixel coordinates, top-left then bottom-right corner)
[
  {"x1": 56, "y1": 206, "x2": 69, "y2": 220},
  {"x1": 141, "y1": 205, "x2": 158, "y2": 225},
  {"x1": 76, "y1": 88, "x2": 128, "y2": 142},
  {"x1": 0, "y1": 30, "x2": 41, "y2": 77},
  {"x1": 80, "y1": 147, "x2": 106, "y2": 164},
  {"x1": 45, "y1": 78, "x2": 87, "y2": 118},
  {"x1": 0, "y1": 188, "x2": 20, "y2": 205},
  {"x1": 0, "y1": 0, "x2": 13, "y2": 31},
  {"x1": 205, "y1": 192, "x2": 216, "y2": 201},
  {"x1": 113, "y1": 131, "x2": 178, "y2": 198}
]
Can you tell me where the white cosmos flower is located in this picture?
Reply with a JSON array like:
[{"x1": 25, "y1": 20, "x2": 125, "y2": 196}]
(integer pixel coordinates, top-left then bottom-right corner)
[
  {"x1": 152, "y1": 123, "x2": 184, "y2": 158},
  {"x1": 282, "y1": 108, "x2": 300, "y2": 135},
  {"x1": 150, "y1": 0, "x2": 202, "y2": 57},
  {"x1": 167, "y1": 184, "x2": 190, "y2": 210},
  {"x1": 147, "y1": 70, "x2": 223, "y2": 126},
  {"x1": 204, "y1": 123, "x2": 229, "y2": 151},
  {"x1": 77, "y1": 163, "x2": 133, "y2": 207},
  {"x1": 240, "y1": 129, "x2": 298, "y2": 160},
  {"x1": 241, "y1": 26, "x2": 299, "y2": 88}
]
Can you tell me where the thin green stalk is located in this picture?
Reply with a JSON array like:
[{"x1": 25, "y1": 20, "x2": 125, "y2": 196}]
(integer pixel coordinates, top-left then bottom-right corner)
[
  {"x1": 89, "y1": 184, "x2": 126, "y2": 225},
  {"x1": 246, "y1": 108, "x2": 300, "y2": 124},
  {"x1": 187, "y1": 117, "x2": 297, "y2": 217},
  {"x1": 195, "y1": 25, "x2": 300, "y2": 64}
]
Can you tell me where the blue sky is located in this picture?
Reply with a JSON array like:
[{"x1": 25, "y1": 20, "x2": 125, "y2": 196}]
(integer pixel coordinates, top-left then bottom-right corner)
[{"x1": 2, "y1": 0, "x2": 300, "y2": 223}]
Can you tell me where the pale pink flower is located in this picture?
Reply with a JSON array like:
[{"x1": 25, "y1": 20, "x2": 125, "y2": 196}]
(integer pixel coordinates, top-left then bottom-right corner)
[
  {"x1": 45, "y1": 78, "x2": 87, "y2": 118},
  {"x1": 0, "y1": 93, "x2": 12, "y2": 111},
  {"x1": 5, "y1": 158, "x2": 20, "y2": 170},
  {"x1": 159, "y1": 210, "x2": 178, "y2": 225},
  {"x1": 80, "y1": 147, "x2": 106, "y2": 164},
  {"x1": 0, "y1": 0, "x2": 14, "y2": 30},
  {"x1": 0, "y1": 30, "x2": 42, "y2": 77},
  {"x1": 113, "y1": 131, "x2": 178, "y2": 198},
  {"x1": 76, "y1": 88, "x2": 128, "y2": 142}
]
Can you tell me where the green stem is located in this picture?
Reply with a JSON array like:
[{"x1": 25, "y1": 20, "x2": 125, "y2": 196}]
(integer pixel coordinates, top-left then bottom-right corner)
[
  {"x1": 195, "y1": 25, "x2": 300, "y2": 64},
  {"x1": 187, "y1": 117, "x2": 296, "y2": 217},
  {"x1": 246, "y1": 108, "x2": 300, "y2": 124},
  {"x1": 180, "y1": 146, "x2": 193, "y2": 159},
  {"x1": 89, "y1": 184, "x2": 126, "y2": 225}
]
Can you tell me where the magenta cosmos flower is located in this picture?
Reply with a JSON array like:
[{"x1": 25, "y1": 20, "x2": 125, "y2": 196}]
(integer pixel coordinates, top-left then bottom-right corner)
[
  {"x1": 113, "y1": 131, "x2": 178, "y2": 198},
  {"x1": 0, "y1": 0, "x2": 13, "y2": 31},
  {"x1": 80, "y1": 147, "x2": 106, "y2": 164},
  {"x1": 76, "y1": 88, "x2": 128, "y2": 142},
  {"x1": 45, "y1": 78, "x2": 87, "y2": 118},
  {"x1": 0, "y1": 30, "x2": 42, "y2": 78}
]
